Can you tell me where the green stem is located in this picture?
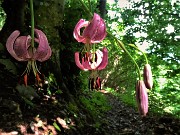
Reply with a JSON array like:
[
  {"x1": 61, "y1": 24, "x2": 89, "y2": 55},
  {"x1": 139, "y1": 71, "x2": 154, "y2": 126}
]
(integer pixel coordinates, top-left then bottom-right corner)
[
  {"x1": 92, "y1": 44, "x2": 96, "y2": 62},
  {"x1": 116, "y1": 39, "x2": 142, "y2": 80},
  {"x1": 30, "y1": 0, "x2": 34, "y2": 48},
  {"x1": 79, "y1": 0, "x2": 93, "y2": 17},
  {"x1": 128, "y1": 44, "x2": 149, "y2": 64},
  {"x1": 88, "y1": 0, "x2": 92, "y2": 13}
]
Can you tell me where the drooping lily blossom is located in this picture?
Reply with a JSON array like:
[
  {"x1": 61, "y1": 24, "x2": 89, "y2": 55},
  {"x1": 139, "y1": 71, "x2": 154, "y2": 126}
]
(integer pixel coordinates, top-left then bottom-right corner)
[
  {"x1": 143, "y1": 64, "x2": 153, "y2": 89},
  {"x1": 73, "y1": 13, "x2": 107, "y2": 44},
  {"x1": 6, "y1": 29, "x2": 52, "y2": 86},
  {"x1": 136, "y1": 80, "x2": 148, "y2": 116},
  {"x1": 89, "y1": 77, "x2": 101, "y2": 90},
  {"x1": 6, "y1": 29, "x2": 51, "y2": 62},
  {"x1": 75, "y1": 47, "x2": 108, "y2": 71}
]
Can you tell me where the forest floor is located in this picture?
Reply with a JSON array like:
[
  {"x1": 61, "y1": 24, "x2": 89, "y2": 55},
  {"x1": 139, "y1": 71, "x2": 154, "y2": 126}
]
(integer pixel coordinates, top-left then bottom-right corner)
[
  {"x1": 102, "y1": 92, "x2": 180, "y2": 135},
  {"x1": 0, "y1": 57, "x2": 179, "y2": 135},
  {"x1": 0, "y1": 89, "x2": 180, "y2": 135}
]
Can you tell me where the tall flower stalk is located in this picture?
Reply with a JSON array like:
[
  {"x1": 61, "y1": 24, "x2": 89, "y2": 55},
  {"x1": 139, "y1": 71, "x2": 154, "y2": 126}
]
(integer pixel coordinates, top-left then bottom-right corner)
[{"x1": 30, "y1": 0, "x2": 35, "y2": 48}]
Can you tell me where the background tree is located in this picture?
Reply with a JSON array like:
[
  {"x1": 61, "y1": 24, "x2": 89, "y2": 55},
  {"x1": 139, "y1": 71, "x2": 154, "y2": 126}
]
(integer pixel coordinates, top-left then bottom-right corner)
[{"x1": 101, "y1": 0, "x2": 180, "y2": 116}]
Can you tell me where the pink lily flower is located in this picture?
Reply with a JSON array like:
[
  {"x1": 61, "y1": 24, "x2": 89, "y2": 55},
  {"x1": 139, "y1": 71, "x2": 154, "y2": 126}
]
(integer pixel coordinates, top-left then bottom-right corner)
[
  {"x1": 6, "y1": 29, "x2": 51, "y2": 62},
  {"x1": 136, "y1": 80, "x2": 148, "y2": 116},
  {"x1": 6, "y1": 29, "x2": 52, "y2": 86},
  {"x1": 73, "y1": 13, "x2": 107, "y2": 44},
  {"x1": 74, "y1": 47, "x2": 108, "y2": 71}
]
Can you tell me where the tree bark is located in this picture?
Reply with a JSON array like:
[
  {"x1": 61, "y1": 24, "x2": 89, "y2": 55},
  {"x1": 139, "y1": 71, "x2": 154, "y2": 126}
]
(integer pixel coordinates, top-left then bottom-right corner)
[
  {"x1": 98, "y1": 0, "x2": 107, "y2": 19},
  {"x1": 33, "y1": 0, "x2": 76, "y2": 101},
  {"x1": 0, "y1": 0, "x2": 26, "y2": 44}
]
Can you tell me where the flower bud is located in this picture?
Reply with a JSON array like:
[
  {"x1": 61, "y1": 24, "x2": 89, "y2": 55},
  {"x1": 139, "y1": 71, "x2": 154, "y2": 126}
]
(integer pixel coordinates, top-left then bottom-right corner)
[
  {"x1": 136, "y1": 80, "x2": 148, "y2": 116},
  {"x1": 143, "y1": 64, "x2": 153, "y2": 89}
]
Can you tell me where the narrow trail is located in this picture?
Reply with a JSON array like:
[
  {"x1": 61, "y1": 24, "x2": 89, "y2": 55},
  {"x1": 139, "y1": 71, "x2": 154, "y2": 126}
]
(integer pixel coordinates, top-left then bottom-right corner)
[{"x1": 102, "y1": 93, "x2": 180, "y2": 135}]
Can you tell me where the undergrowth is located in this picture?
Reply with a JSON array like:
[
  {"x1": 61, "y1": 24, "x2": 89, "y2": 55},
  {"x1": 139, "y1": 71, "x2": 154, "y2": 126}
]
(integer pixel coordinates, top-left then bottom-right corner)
[
  {"x1": 79, "y1": 90, "x2": 111, "y2": 119},
  {"x1": 79, "y1": 90, "x2": 111, "y2": 132}
]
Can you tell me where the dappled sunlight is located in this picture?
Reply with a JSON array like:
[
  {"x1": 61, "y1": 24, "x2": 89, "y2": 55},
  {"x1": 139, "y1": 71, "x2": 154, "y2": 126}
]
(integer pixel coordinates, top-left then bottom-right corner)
[
  {"x1": 0, "y1": 130, "x2": 19, "y2": 135},
  {"x1": 0, "y1": 115, "x2": 75, "y2": 135},
  {"x1": 56, "y1": 117, "x2": 70, "y2": 129},
  {"x1": 99, "y1": 89, "x2": 109, "y2": 94}
]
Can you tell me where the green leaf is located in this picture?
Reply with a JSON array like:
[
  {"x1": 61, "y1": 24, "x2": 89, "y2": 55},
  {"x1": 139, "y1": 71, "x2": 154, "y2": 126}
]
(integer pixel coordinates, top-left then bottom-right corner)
[{"x1": 53, "y1": 122, "x2": 61, "y2": 131}]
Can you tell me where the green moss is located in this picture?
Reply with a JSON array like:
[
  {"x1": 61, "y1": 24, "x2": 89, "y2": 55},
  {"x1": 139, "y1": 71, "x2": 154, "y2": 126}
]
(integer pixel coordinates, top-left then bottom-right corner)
[{"x1": 79, "y1": 91, "x2": 111, "y2": 119}]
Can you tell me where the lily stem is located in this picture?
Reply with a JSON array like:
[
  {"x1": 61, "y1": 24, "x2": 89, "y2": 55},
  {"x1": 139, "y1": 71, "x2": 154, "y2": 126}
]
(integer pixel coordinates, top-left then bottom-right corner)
[
  {"x1": 30, "y1": 0, "x2": 35, "y2": 48},
  {"x1": 92, "y1": 44, "x2": 96, "y2": 62},
  {"x1": 128, "y1": 44, "x2": 149, "y2": 64},
  {"x1": 115, "y1": 39, "x2": 142, "y2": 80},
  {"x1": 88, "y1": 0, "x2": 92, "y2": 13},
  {"x1": 79, "y1": 0, "x2": 93, "y2": 17}
]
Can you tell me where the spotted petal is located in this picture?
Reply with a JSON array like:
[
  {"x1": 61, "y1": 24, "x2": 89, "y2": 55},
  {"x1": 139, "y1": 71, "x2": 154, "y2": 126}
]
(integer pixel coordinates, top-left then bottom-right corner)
[
  {"x1": 91, "y1": 17, "x2": 107, "y2": 43},
  {"x1": 89, "y1": 50, "x2": 103, "y2": 69},
  {"x1": 33, "y1": 29, "x2": 52, "y2": 62},
  {"x1": 74, "y1": 52, "x2": 89, "y2": 71},
  {"x1": 14, "y1": 35, "x2": 32, "y2": 60},
  {"x1": 97, "y1": 47, "x2": 108, "y2": 70},
  {"x1": 6, "y1": 30, "x2": 28, "y2": 61},
  {"x1": 73, "y1": 19, "x2": 89, "y2": 43},
  {"x1": 83, "y1": 13, "x2": 106, "y2": 43}
]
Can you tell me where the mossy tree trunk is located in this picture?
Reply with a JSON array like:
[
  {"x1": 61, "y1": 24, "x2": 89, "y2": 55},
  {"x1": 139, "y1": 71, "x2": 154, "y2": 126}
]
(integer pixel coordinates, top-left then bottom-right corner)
[
  {"x1": 0, "y1": 0, "x2": 26, "y2": 43},
  {"x1": 33, "y1": 0, "x2": 73, "y2": 100}
]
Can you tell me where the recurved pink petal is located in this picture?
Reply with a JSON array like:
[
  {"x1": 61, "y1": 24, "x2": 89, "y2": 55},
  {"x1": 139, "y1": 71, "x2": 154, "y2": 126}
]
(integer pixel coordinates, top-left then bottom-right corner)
[
  {"x1": 41, "y1": 45, "x2": 52, "y2": 61},
  {"x1": 6, "y1": 30, "x2": 27, "y2": 61},
  {"x1": 75, "y1": 52, "x2": 88, "y2": 71},
  {"x1": 82, "y1": 13, "x2": 101, "y2": 40},
  {"x1": 73, "y1": 19, "x2": 89, "y2": 43},
  {"x1": 14, "y1": 35, "x2": 32, "y2": 60},
  {"x1": 90, "y1": 50, "x2": 103, "y2": 69},
  {"x1": 97, "y1": 47, "x2": 108, "y2": 70},
  {"x1": 91, "y1": 17, "x2": 107, "y2": 43},
  {"x1": 82, "y1": 56, "x2": 91, "y2": 70},
  {"x1": 96, "y1": 77, "x2": 101, "y2": 90},
  {"x1": 33, "y1": 29, "x2": 52, "y2": 62}
]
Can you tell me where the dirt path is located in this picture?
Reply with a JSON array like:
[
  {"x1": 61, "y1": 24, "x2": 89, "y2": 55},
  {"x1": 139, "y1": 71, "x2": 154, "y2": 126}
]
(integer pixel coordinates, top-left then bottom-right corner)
[{"x1": 102, "y1": 93, "x2": 180, "y2": 135}]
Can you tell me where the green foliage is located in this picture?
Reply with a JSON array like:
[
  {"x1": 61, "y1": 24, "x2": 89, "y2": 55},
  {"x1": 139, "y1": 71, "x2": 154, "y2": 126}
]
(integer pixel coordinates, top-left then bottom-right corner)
[
  {"x1": 148, "y1": 89, "x2": 180, "y2": 118},
  {"x1": 99, "y1": 0, "x2": 180, "y2": 118},
  {"x1": 105, "y1": 87, "x2": 136, "y2": 107},
  {"x1": 67, "y1": 102, "x2": 79, "y2": 115},
  {"x1": 0, "y1": 1, "x2": 6, "y2": 29},
  {"x1": 43, "y1": 73, "x2": 63, "y2": 95},
  {"x1": 79, "y1": 90, "x2": 111, "y2": 120},
  {"x1": 53, "y1": 122, "x2": 61, "y2": 131},
  {"x1": 99, "y1": 2, "x2": 138, "y2": 101}
]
